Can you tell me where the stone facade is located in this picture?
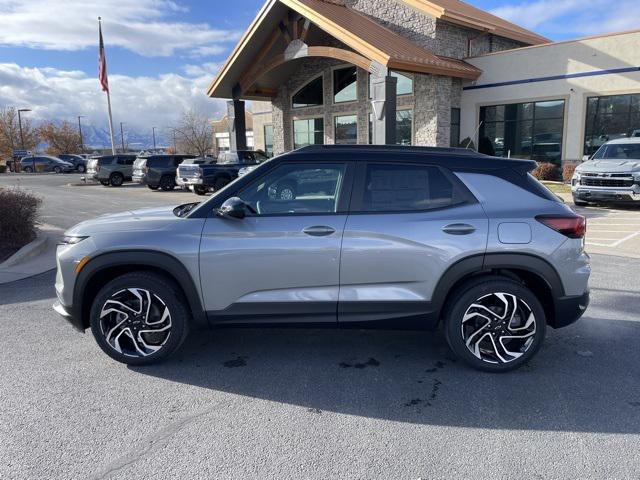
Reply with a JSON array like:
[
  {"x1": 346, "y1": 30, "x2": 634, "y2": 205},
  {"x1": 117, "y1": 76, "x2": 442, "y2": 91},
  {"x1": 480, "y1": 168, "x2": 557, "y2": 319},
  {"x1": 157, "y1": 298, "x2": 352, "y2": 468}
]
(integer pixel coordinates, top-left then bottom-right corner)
[{"x1": 251, "y1": 0, "x2": 527, "y2": 154}]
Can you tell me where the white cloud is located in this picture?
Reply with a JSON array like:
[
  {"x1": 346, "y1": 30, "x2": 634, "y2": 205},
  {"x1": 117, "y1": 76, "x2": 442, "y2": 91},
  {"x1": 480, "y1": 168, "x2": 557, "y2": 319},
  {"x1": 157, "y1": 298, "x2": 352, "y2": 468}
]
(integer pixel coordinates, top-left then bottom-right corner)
[
  {"x1": 490, "y1": 0, "x2": 640, "y2": 37},
  {"x1": 181, "y1": 62, "x2": 221, "y2": 77},
  {"x1": 0, "y1": 0, "x2": 240, "y2": 56},
  {"x1": 0, "y1": 62, "x2": 227, "y2": 133}
]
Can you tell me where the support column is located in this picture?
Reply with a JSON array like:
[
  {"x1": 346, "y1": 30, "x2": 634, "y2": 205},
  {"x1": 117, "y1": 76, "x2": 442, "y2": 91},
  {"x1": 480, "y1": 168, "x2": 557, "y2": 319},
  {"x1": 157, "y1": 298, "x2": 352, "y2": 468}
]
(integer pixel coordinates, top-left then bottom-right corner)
[
  {"x1": 226, "y1": 99, "x2": 247, "y2": 151},
  {"x1": 370, "y1": 66, "x2": 397, "y2": 145}
]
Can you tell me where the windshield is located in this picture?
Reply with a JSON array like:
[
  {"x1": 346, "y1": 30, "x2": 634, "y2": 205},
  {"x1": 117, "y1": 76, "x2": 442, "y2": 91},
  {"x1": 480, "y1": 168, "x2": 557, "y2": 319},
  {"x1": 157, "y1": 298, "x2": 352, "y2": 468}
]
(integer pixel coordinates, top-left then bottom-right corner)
[{"x1": 592, "y1": 143, "x2": 640, "y2": 160}]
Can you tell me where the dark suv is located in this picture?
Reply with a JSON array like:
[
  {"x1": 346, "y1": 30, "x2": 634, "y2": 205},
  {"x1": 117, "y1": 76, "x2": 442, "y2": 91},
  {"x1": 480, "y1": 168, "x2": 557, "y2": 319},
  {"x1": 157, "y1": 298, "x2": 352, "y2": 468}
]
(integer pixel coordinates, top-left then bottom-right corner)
[
  {"x1": 58, "y1": 154, "x2": 88, "y2": 173},
  {"x1": 132, "y1": 154, "x2": 196, "y2": 191},
  {"x1": 55, "y1": 145, "x2": 590, "y2": 372},
  {"x1": 86, "y1": 155, "x2": 137, "y2": 187}
]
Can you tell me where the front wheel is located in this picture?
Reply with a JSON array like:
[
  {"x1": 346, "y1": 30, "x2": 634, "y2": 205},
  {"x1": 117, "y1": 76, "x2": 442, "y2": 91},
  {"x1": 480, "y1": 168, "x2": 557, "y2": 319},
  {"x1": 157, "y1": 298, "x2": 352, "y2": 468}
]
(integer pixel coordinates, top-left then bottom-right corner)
[
  {"x1": 573, "y1": 198, "x2": 588, "y2": 207},
  {"x1": 160, "y1": 175, "x2": 175, "y2": 191},
  {"x1": 23, "y1": 166, "x2": 33, "y2": 173},
  {"x1": 77, "y1": 165, "x2": 86, "y2": 173},
  {"x1": 89, "y1": 272, "x2": 190, "y2": 365},
  {"x1": 100, "y1": 180, "x2": 110, "y2": 186},
  {"x1": 213, "y1": 177, "x2": 231, "y2": 191},
  {"x1": 193, "y1": 185, "x2": 208, "y2": 196},
  {"x1": 148, "y1": 185, "x2": 160, "y2": 190},
  {"x1": 53, "y1": 166, "x2": 62, "y2": 174},
  {"x1": 444, "y1": 277, "x2": 546, "y2": 372}
]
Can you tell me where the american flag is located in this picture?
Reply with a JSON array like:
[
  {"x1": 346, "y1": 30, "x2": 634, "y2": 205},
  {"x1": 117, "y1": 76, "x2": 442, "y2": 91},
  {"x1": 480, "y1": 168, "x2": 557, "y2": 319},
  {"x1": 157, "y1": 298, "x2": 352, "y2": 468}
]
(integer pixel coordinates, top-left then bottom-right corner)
[{"x1": 98, "y1": 19, "x2": 109, "y2": 93}]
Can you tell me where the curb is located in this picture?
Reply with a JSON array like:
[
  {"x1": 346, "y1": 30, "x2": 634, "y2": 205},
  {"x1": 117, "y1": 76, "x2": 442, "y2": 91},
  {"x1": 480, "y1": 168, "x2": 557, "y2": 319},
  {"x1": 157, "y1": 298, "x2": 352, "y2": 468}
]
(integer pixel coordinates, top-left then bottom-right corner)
[{"x1": 0, "y1": 235, "x2": 48, "y2": 268}]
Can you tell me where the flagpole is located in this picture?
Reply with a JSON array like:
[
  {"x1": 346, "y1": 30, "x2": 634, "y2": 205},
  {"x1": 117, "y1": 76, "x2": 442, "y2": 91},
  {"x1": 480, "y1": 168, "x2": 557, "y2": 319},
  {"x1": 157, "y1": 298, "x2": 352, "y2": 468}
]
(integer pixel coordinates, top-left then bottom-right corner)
[
  {"x1": 105, "y1": 86, "x2": 116, "y2": 155},
  {"x1": 98, "y1": 17, "x2": 116, "y2": 155}
]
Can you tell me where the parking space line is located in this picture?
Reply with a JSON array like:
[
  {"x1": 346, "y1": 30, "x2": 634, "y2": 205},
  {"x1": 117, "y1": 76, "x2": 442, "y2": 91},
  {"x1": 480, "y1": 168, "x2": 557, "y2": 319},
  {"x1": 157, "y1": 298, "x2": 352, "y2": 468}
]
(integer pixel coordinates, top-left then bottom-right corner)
[{"x1": 611, "y1": 231, "x2": 640, "y2": 247}]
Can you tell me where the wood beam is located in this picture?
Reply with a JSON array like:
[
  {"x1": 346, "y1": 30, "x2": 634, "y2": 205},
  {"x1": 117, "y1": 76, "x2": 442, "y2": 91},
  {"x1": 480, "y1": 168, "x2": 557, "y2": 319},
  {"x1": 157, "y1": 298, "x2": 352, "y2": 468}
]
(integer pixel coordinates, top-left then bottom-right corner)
[
  {"x1": 299, "y1": 19, "x2": 311, "y2": 43},
  {"x1": 237, "y1": 25, "x2": 285, "y2": 95}
]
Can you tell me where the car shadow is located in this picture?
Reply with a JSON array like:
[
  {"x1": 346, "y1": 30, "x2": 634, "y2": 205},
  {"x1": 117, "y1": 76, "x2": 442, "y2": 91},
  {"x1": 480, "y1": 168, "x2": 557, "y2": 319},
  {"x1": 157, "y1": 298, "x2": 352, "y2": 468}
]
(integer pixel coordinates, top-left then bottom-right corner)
[
  {"x1": 133, "y1": 313, "x2": 640, "y2": 435},
  {"x1": 0, "y1": 270, "x2": 56, "y2": 306}
]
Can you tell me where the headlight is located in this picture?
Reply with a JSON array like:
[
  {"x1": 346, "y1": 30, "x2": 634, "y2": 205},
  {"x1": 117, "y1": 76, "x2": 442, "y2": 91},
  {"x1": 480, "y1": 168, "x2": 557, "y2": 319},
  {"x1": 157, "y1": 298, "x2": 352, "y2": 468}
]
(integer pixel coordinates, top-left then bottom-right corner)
[
  {"x1": 58, "y1": 235, "x2": 88, "y2": 245},
  {"x1": 572, "y1": 172, "x2": 581, "y2": 186}
]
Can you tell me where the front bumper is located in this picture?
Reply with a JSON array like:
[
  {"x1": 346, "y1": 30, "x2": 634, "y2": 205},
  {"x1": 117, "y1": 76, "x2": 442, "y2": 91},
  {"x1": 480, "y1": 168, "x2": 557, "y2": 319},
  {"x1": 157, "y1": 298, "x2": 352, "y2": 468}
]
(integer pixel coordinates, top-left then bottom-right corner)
[
  {"x1": 553, "y1": 290, "x2": 590, "y2": 328},
  {"x1": 572, "y1": 186, "x2": 640, "y2": 202},
  {"x1": 178, "y1": 177, "x2": 203, "y2": 186},
  {"x1": 53, "y1": 301, "x2": 84, "y2": 332}
]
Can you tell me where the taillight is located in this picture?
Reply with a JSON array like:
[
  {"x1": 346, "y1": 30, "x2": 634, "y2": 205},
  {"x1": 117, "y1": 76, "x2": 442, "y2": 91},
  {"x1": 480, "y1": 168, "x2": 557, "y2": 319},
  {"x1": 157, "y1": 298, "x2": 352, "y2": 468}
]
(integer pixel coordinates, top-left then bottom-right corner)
[{"x1": 536, "y1": 214, "x2": 586, "y2": 239}]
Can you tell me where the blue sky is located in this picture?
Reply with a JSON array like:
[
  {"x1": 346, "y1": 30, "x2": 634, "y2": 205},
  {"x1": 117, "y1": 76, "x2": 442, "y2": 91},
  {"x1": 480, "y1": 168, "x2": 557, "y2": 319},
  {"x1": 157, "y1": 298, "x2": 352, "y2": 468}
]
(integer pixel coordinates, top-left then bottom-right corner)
[{"x1": 0, "y1": 0, "x2": 637, "y2": 132}]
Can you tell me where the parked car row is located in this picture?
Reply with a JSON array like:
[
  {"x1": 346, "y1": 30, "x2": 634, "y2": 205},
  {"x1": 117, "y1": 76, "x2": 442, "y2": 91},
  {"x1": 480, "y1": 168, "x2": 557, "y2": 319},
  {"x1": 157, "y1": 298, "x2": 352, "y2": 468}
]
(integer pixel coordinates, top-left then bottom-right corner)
[{"x1": 17, "y1": 154, "x2": 87, "y2": 173}]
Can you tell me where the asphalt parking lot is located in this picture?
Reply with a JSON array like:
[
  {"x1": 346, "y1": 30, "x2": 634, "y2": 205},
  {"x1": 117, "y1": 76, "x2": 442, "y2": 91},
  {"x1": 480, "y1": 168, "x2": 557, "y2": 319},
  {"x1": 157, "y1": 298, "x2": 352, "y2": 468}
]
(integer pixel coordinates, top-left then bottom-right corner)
[{"x1": 1, "y1": 173, "x2": 640, "y2": 479}]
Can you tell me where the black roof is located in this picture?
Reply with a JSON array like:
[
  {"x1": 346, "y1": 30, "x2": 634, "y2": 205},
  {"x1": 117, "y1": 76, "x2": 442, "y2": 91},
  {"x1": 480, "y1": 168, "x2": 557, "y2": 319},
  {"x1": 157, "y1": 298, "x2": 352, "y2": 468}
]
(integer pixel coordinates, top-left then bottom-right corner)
[{"x1": 288, "y1": 145, "x2": 537, "y2": 172}]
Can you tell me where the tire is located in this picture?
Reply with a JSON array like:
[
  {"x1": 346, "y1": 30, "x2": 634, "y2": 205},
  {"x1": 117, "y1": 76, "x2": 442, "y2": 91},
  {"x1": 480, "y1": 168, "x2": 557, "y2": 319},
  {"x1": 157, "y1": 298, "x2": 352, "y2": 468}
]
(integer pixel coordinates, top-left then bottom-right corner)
[
  {"x1": 193, "y1": 185, "x2": 208, "y2": 196},
  {"x1": 213, "y1": 176, "x2": 231, "y2": 191},
  {"x1": 100, "y1": 180, "x2": 110, "y2": 186},
  {"x1": 77, "y1": 165, "x2": 86, "y2": 173},
  {"x1": 53, "y1": 166, "x2": 62, "y2": 174},
  {"x1": 110, "y1": 172, "x2": 124, "y2": 187},
  {"x1": 89, "y1": 272, "x2": 191, "y2": 366},
  {"x1": 276, "y1": 182, "x2": 297, "y2": 200},
  {"x1": 573, "y1": 199, "x2": 588, "y2": 207},
  {"x1": 148, "y1": 185, "x2": 160, "y2": 191},
  {"x1": 443, "y1": 276, "x2": 546, "y2": 373},
  {"x1": 159, "y1": 175, "x2": 176, "y2": 191},
  {"x1": 23, "y1": 166, "x2": 33, "y2": 173}
]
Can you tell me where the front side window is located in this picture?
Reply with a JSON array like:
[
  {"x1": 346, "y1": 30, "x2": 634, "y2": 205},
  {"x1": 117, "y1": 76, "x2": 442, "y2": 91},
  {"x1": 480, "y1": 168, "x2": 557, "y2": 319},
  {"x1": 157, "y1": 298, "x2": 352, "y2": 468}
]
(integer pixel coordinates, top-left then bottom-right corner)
[
  {"x1": 293, "y1": 118, "x2": 324, "y2": 149},
  {"x1": 334, "y1": 115, "x2": 358, "y2": 144},
  {"x1": 356, "y1": 164, "x2": 461, "y2": 212},
  {"x1": 334, "y1": 67, "x2": 357, "y2": 103},
  {"x1": 292, "y1": 76, "x2": 323, "y2": 108},
  {"x1": 238, "y1": 163, "x2": 347, "y2": 215}
]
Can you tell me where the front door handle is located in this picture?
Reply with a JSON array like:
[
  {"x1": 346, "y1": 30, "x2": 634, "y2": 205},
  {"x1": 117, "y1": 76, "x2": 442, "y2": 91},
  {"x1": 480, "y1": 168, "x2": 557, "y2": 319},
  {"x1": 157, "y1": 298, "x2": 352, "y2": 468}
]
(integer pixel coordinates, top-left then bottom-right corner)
[
  {"x1": 442, "y1": 223, "x2": 476, "y2": 235},
  {"x1": 303, "y1": 226, "x2": 336, "y2": 237}
]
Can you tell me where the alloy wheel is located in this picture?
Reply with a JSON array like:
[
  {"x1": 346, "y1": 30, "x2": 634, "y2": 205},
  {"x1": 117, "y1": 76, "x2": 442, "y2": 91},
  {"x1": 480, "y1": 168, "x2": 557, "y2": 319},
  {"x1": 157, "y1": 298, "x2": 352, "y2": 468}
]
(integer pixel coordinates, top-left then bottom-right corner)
[
  {"x1": 99, "y1": 288, "x2": 172, "y2": 358},
  {"x1": 461, "y1": 292, "x2": 536, "y2": 364}
]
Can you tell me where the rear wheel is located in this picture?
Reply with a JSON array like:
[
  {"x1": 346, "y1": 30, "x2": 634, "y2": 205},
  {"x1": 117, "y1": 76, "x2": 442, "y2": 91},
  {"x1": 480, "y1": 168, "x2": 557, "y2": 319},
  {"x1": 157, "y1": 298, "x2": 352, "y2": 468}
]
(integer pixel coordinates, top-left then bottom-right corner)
[
  {"x1": 23, "y1": 166, "x2": 33, "y2": 173},
  {"x1": 444, "y1": 277, "x2": 546, "y2": 372},
  {"x1": 77, "y1": 164, "x2": 86, "y2": 173},
  {"x1": 193, "y1": 185, "x2": 208, "y2": 196},
  {"x1": 100, "y1": 180, "x2": 110, "y2": 186},
  {"x1": 110, "y1": 172, "x2": 124, "y2": 187},
  {"x1": 213, "y1": 176, "x2": 231, "y2": 191},
  {"x1": 148, "y1": 185, "x2": 160, "y2": 190},
  {"x1": 573, "y1": 199, "x2": 588, "y2": 207},
  {"x1": 160, "y1": 175, "x2": 175, "y2": 191},
  {"x1": 53, "y1": 166, "x2": 62, "y2": 174},
  {"x1": 89, "y1": 272, "x2": 190, "y2": 365}
]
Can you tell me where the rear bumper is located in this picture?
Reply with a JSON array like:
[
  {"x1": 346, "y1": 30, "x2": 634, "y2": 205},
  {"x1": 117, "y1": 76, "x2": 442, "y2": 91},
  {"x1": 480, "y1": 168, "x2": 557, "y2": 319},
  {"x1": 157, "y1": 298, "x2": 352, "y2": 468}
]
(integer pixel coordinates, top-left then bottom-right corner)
[
  {"x1": 552, "y1": 290, "x2": 590, "y2": 328},
  {"x1": 53, "y1": 301, "x2": 84, "y2": 332},
  {"x1": 132, "y1": 174, "x2": 147, "y2": 184}
]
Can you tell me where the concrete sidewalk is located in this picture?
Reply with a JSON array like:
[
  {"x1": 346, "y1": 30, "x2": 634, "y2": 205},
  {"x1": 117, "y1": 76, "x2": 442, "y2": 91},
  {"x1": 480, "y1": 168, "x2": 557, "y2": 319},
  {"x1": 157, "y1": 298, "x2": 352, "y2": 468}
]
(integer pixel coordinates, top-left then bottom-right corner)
[{"x1": 0, "y1": 224, "x2": 63, "y2": 284}]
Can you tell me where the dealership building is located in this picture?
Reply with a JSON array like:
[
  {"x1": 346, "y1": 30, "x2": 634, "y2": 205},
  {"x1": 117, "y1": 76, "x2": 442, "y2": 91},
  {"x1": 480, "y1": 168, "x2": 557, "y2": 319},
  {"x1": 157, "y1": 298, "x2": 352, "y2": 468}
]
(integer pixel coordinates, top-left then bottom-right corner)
[{"x1": 207, "y1": 0, "x2": 640, "y2": 165}]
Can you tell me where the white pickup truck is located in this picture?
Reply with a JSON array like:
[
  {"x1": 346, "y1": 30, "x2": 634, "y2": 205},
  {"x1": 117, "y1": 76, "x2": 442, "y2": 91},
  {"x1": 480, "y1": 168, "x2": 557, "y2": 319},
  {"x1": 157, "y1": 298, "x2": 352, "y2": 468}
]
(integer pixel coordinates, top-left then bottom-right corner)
[{"x1": 572, "y1": 138, "x2": 640, "y2": 205}]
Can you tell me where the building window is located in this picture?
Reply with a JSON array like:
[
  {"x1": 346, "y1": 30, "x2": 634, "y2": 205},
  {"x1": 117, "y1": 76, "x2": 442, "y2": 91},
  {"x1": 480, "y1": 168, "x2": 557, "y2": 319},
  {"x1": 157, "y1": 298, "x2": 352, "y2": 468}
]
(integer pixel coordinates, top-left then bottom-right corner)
[
  {"x1": 450, "y1": 108, "x2": 461, "y2": 147},
  {"x1": 293, "y1": 118, "x2": 324, "y2": 149},
  {"x1": 216, "y1": 134, "x2": 230, "y2": 152},
  {"x1": 264, "y1": 125, "x2": 274, "y2": 157},
  {"x1": 368, "y1": 109, "x2": 413, "y2": 145},
  {"x1": 334, "y1": 115, "x2": 358, "y2": 145},
  {"x1": 479, "y1": 100, "x2": 565, "y2": 165},
  {"x1": 292, "y1": 76, "x2": 323, "y2": 108},
  {"x1": 333, "y1": 67, "x2": 357, "y2": 103},
  {"x1": 584, "y1": 93, "x2": 640, "y2": 156},
  {"x1": 368, "y1": 71, "x2": 414, "y2": 98}
]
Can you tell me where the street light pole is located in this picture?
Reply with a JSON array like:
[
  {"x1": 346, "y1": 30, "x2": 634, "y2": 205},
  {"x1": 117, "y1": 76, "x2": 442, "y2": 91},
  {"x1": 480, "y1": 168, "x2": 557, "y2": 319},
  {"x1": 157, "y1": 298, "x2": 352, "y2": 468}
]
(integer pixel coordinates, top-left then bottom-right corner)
[
  {"x1": 120, "y1": 122, "x2": 126, "y2": 153},
  {"x1": 152, "y1": 126, "x2": 157, "y2": 151},
  {"x1": 17, "y1": 108, "x2": 31, "y2": 150},
  {"x1": 77, "y1": 115, "x2": 85, "y2": 152}
]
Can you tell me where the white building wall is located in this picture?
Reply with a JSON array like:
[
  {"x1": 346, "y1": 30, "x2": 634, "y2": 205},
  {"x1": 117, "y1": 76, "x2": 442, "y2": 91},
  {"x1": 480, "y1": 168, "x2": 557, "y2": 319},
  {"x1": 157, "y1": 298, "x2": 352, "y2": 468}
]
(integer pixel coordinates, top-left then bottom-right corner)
[{"x1": 461, "y1": 30, "x2": 640, "y2": 162}]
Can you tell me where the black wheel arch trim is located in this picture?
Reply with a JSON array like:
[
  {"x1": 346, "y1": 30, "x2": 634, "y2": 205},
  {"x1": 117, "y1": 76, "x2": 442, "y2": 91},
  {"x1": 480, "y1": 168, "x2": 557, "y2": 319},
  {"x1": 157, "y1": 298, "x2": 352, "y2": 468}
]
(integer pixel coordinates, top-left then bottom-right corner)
[{"x1": 72, "y1": 250, "x2": 207, "y2": 330}]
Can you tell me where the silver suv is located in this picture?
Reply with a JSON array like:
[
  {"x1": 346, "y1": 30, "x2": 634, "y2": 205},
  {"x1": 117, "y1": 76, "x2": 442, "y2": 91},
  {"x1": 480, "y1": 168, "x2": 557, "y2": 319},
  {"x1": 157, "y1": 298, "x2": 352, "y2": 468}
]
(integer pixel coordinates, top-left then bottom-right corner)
[
  {"x1": 54, "y1": 145, "x2": 590, "y2": 372},
  {"x1": 572, "y1": 138, "x2": 640, "y2": 205}
]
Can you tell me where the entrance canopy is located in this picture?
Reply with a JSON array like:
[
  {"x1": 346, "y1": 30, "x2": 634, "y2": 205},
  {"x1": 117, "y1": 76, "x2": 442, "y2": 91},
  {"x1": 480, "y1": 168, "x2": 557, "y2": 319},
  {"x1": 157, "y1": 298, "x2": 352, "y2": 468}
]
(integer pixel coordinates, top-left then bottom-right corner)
[{"x1": 207, "y1": 0, "x2": 482, "y2": 100}]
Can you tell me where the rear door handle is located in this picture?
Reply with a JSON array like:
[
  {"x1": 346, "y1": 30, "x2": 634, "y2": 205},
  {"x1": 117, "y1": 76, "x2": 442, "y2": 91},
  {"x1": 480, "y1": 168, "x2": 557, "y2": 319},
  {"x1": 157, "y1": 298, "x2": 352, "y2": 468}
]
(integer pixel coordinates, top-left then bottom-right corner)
[
  {"x1": 303, "y1": 226, "x2": 336, "y2": 237},
  {"x1": 442, "y1": 223, "x2": 476, "y2": 235}
]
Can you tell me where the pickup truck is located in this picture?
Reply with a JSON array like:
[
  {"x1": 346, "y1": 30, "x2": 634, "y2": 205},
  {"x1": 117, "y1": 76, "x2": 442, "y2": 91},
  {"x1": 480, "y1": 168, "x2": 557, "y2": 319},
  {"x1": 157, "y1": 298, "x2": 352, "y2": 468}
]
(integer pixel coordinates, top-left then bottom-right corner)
[
  {"x1": 177, "y1": 150, "x2": 268, "y2": 195},
  {"x1": 572, "y1": 137, "x2": 640, "y2": 205}
]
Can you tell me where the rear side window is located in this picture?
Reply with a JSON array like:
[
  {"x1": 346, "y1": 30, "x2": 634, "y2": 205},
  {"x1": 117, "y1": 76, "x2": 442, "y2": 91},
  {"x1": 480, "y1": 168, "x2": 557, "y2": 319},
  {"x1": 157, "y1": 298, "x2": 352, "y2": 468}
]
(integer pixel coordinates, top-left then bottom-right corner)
[{"x1": 356, "y1": 164, "x2": 463, "y2": 213}]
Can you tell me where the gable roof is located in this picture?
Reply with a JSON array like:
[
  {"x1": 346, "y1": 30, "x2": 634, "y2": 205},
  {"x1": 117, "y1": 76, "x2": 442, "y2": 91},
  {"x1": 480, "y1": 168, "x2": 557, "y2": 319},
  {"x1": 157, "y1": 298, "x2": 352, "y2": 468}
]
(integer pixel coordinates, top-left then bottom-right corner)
[
  {"x1": 207, "y1": 0, "x2": 481, "y2": 99},
  {"x1": 401, "y1": 0, "x2": 550, "y2": 45}
]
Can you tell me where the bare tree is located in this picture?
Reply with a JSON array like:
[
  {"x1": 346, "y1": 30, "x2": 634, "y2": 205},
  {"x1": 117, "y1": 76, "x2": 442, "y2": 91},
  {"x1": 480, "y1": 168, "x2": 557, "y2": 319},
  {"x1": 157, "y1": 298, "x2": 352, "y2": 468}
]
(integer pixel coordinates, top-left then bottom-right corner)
[
  {"x1": 0, "y1": 107, "x2": 39, "y2": 159},
  {"x1": 174, "y1": 109, "x2": 214, "y2": 157},
  {"x1": 37, "y1": 121, "x2": 82, "y2": 155}
]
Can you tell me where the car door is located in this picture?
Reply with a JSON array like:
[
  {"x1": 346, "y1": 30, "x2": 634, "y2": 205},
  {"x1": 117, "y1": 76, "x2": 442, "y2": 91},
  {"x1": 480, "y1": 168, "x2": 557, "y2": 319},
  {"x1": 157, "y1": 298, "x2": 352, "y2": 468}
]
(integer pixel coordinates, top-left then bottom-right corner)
[
  {"x1": 338, "y1": 161, "x2": 488, "y2": 327},
  {"x1": 118, "y1": 156, "x2": 135, "y2": 179},
  {"x1": 199, "y1": 160, "x2": 354, "y2": 324}
]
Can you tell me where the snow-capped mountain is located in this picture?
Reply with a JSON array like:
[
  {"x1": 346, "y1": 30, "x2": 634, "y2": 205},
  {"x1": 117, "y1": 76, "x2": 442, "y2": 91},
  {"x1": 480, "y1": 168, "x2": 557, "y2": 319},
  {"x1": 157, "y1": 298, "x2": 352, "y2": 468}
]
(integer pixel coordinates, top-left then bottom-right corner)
[{"x1": 80, "y1": 124, "x2": 170, "y2": 151}]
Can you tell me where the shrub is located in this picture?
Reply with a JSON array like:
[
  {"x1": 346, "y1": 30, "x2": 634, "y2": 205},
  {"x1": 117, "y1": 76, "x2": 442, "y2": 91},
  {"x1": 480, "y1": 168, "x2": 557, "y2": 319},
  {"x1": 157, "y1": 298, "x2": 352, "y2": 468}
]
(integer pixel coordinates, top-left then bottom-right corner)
[
  {"x1": 0, "y1": 188, "x2": 42, "y2": 252},
  {"x1": 562, "y1": 163, "x2": 577, "y2": 182},
  {"x1": 531, "y1": 162, "x2": 560, "y2": 181},
  {"x1": 0, "y1": 165, "x2": 6, "y2": 174}
]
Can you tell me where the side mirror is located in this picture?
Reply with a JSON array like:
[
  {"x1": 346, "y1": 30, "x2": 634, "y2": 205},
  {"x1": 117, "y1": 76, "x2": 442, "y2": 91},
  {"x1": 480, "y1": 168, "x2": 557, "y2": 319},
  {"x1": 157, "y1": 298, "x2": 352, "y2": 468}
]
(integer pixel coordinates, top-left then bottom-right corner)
[
  {"x1": 582, "y1": 155, "x2": 591, "y2": 162},
  {"x1": 217, "y1": 197, "x2": 247, "y2": 219}
]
